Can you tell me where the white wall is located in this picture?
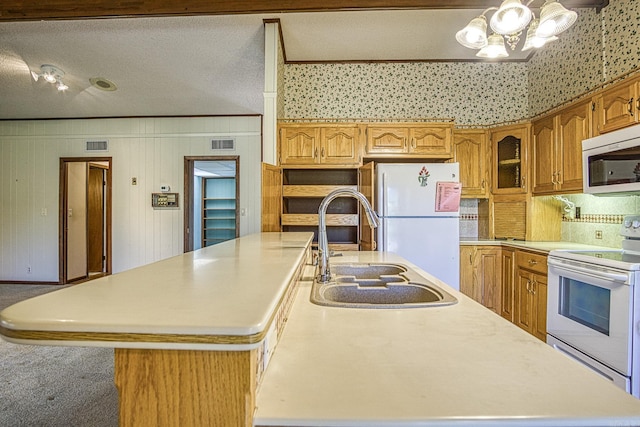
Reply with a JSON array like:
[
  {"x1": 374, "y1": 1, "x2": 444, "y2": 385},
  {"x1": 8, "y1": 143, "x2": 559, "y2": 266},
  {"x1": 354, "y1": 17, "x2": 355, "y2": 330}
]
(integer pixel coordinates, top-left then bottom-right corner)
[{"x1": 0, "y1": 116, "x2": 262, "y2": 282}]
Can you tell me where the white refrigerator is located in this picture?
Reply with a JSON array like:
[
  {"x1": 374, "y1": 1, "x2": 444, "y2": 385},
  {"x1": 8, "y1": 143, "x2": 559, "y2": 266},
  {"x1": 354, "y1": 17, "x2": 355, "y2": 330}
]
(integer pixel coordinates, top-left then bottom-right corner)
[{"x1": 376, "y1": 163, "x2": 461, "y2": 290}]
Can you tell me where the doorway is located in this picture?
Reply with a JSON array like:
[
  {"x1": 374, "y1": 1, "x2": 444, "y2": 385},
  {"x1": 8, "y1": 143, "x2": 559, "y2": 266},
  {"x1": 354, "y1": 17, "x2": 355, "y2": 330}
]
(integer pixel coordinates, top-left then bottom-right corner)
[
  {"x1": 184, "y1": 156, "x2": 239, "y2": 252},
  {"x1": 60, "y1": 158, "x2": 112, "y2": 284}
]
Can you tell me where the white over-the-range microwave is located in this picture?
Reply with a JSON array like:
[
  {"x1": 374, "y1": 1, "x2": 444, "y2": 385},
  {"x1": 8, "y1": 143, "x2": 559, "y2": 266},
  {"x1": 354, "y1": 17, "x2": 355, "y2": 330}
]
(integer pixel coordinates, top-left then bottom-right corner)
[{"x1": 583, "y1": 123, "x2": 640, "y2": 195}]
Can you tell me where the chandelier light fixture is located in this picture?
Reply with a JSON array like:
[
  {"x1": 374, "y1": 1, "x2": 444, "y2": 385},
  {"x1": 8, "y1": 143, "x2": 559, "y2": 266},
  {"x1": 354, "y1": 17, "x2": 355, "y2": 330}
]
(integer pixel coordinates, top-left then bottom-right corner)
[
  {"x1": 31, "y1": 64, "x2": 69, "y2": 91},
  {"x1": 455, "y1": 0, "x2": 577, "y2": 58}
]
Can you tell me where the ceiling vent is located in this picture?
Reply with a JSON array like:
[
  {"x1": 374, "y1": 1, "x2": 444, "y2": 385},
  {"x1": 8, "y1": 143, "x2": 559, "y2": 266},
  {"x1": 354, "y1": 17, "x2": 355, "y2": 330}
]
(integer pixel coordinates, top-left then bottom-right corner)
[
  {"x1": 86, "y1": 140, "x2": 109, "y2": 152},
  {"x1": 211, "y1": 138, "x2": 235, "y2": 150}
]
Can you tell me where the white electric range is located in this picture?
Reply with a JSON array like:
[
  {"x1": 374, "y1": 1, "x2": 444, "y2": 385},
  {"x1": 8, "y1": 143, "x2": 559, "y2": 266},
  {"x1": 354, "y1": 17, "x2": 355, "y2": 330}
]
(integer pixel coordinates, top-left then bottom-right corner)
[{"x1": 547, "y1": 215, "x2": 640, "y2": 397}]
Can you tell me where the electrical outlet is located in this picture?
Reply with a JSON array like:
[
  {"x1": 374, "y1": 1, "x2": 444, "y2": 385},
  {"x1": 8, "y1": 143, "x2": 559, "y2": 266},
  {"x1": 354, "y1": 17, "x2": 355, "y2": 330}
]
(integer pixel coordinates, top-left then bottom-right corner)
[
  {"x1": 27, "y1": 266, "x2": 31, "y2": 274},
  {"x1": 595, "y1": 230, "x2": 603, "y2": 239},
  {"x1": 131, "y1": 177, "x2": 137, "y2": 185}
]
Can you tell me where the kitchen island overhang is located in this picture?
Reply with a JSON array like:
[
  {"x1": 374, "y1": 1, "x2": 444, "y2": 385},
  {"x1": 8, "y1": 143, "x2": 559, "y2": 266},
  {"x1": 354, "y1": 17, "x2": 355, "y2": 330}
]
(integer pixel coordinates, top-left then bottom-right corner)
[{"x1": 0, "y1": 232, "x2": 313, "y2": 351}]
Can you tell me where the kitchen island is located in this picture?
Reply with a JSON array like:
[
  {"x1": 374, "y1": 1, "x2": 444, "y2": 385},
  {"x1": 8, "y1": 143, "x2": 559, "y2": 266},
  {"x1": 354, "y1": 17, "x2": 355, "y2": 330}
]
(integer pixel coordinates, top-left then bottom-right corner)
[
  {"x1": 2, "y1": 233, "x2": 640, "y2": 426},
  {"x1": 0, "y1": 232, "x2": 314, "y2": 426},
  {"x1": 255, "y1": 251, "x2": 640, "y2": 427}
]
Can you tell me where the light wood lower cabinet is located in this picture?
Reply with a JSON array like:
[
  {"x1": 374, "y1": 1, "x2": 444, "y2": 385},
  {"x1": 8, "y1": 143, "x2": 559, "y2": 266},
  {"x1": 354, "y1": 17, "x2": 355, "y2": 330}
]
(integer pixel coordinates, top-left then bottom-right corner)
[
  {"x1": 459, "y1": 245, "x2": 501, "y2": 314},
  {"x1": 513, "y1": 249, "x2": 548, "y2": 341},
  {"x1": 500, "y1": 247, "x2": 515, "y2": 322}
]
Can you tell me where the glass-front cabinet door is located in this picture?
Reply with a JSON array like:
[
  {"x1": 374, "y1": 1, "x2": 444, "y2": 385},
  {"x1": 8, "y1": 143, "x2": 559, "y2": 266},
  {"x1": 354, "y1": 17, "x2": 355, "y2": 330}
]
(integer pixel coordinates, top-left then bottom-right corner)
[{"x1": 491, "y1": 123, "x2": 531, "y2": 194}]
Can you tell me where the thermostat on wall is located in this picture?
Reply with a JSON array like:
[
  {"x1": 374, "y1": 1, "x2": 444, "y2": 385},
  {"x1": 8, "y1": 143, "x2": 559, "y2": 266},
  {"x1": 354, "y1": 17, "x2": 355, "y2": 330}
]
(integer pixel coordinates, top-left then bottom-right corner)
[{"x1": 152, "y1": 193, "x2": 179, "y2": 208}]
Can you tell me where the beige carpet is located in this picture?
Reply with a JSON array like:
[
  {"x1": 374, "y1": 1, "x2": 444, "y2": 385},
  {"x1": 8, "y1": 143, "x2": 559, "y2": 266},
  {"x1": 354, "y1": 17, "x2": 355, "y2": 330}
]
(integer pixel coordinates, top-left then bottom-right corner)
[{"x1": 0, "y1": 285, "x2": 118, "y2": 427}]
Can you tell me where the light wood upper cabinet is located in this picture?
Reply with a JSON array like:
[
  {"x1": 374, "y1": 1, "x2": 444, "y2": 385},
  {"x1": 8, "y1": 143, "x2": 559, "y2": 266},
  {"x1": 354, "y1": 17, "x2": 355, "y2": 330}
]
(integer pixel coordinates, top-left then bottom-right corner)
[
  {"x1": 366, "y1": 126, "x2": 408, "y2": 154},
  {"x1": 532, "y1": 116, "x2": 556, "y2": 194},
  {"x1": 557, "y1": 100, "x2": 591, "y2": 192},
  {"x1": 593, "y1": 76, "x2": 640, "y2": 135},
  {"x1": 490, "y1": 123, "x2": 530, "y2": 195},
  {"x1": 279, "y1": 124, "x2": 361, "y2": 167},
  {"x1": 319, "y1": 126, "x2": 361, "y2": 166},
  {"x1": 279, "y1": 126, "x2": 320, "y2": 166},
  {"x1": 532, "y1": 100, "x2": 590, "y2": 195},
  {"x1": 365, "y1": 123, "x2": 453, "y2": 158},
  {"x1": 453, "y1": 129, "x2": 489, "y2": 198},
  {"x1": 409, "y1": 126, "x2": 451, "y2": 155}
]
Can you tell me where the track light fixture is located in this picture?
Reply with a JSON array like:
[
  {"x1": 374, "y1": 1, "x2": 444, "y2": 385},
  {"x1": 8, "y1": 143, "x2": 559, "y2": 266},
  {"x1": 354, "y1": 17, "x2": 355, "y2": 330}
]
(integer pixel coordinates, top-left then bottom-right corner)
[
  {"x1": 456, "y1": 0, "x2": 577, "y2": 58},
  {"x1": 31, "y1": 64, "x2": 69, "y2": 91}
]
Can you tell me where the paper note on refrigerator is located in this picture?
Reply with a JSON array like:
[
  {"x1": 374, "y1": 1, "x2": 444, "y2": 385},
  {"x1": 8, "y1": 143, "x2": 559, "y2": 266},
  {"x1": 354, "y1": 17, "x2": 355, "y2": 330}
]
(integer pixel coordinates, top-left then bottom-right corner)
[{"x1": 435, "y1": 182, "x2": 462, "y2": 212}]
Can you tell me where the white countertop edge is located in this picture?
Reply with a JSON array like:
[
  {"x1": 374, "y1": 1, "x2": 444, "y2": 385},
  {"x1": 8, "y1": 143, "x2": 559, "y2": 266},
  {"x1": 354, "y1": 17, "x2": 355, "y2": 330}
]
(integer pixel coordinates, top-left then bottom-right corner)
[
  {"x1": 0, "y1": 232, "x2": 315, "y2": 346},
  {"x1": 0, "y1": 336, "x2": 262, "y2": 351},
  {"x1": 254, "y1": 416, "x2": 640, "y2": 427}
]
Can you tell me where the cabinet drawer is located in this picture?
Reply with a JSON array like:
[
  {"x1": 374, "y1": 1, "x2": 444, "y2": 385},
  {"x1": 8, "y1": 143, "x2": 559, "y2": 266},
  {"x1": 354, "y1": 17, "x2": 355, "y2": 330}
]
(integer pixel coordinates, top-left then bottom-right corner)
[{"x1": 516, "y1": 250, "x2": 547, "y2": 275}]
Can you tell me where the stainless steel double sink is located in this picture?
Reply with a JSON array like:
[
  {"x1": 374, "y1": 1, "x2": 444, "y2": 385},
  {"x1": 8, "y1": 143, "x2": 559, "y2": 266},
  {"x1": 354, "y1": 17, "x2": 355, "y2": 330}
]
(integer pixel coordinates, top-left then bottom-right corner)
[{"x1": 311, "y1": 263, "x2": 457, "y2": 309}]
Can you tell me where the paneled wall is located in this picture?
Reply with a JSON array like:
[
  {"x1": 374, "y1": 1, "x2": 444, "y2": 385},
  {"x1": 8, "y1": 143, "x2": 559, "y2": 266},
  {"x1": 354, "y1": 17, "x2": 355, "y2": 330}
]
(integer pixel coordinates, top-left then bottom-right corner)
[{"x1": 0, "y1": 116, "x2": 262, "y2": 282}]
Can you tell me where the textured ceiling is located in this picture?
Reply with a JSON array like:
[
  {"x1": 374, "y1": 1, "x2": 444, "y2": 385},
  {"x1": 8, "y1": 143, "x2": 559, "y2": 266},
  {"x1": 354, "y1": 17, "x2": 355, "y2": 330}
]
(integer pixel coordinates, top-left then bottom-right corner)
[{"x1": 0, "y1": 8, "x2": 586, "y2": 119}]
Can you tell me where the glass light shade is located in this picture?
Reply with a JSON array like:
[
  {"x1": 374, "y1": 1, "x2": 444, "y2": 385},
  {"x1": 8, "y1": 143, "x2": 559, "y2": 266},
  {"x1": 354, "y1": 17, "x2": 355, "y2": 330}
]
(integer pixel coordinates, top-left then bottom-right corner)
[
  {"x1": 490, "y1": 0, "x2": 532, "y2": 35},
  {"x1": 43, "y1": 73, "x2": 57, "y2": 83},
  {"x1": 56, "y1": 81, "x2": 69, "y2": 91},
  {"x1": 522, "y1": 20, "x2": 558, "y2": 51},
  {"x1": 476, "y1": 33, "x2": 509, "y2": 58},
  {"x1": 536, "y1": 0, "x2": 577, "y2": 38},
  {"x1": 455, "y1": 15, "x2": 488, "y2": 49}
]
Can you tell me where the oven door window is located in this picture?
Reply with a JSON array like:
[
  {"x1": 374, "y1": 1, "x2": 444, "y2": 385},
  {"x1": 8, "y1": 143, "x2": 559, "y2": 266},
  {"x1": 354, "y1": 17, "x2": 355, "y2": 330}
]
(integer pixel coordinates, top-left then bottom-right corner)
[{"x1": 559, "y1": 277, "x2": 610, "y2": 335}]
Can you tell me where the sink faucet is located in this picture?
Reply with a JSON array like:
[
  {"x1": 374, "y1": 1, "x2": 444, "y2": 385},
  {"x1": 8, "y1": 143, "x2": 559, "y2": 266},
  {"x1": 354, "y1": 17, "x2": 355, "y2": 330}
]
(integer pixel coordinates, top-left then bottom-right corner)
[{"x1": 317, "y1": 188, "x2": 379, "y2": 284}]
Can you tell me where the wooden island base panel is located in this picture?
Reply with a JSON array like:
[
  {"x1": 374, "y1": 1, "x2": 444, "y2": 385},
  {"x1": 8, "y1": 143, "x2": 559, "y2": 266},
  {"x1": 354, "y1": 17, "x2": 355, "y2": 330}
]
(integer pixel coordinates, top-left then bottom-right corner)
[{"x1": 115, "y1": 348, "x2": 256, "y2": 426}]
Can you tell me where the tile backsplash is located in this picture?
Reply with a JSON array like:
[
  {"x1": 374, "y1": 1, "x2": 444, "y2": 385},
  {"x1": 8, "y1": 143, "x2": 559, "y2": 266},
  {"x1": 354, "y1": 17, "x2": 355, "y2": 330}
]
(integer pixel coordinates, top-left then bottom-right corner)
[
  {"x1": 560, "y1": 194, "x2": 640, "y2": 248},
  {"x1": 459, "y1": 194, "x2": 639, "y2": 247}
]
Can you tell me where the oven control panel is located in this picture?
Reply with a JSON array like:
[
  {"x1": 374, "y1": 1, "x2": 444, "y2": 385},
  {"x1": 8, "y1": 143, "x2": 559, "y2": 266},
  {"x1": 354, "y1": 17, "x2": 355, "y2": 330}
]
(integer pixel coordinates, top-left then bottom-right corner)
[{"x1": 622, "y1": 215, "x2": 640, "y2": 237}]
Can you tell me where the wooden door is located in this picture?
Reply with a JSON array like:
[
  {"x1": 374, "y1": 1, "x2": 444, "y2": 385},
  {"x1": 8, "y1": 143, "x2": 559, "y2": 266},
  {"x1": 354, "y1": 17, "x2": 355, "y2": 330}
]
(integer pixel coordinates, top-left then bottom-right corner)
[
  {"x1": 409, "y1": 126, "x2": 451, "y2": 155},
  {"x1": 514, "y1": 269, "x2": 534, "y2": 334},
  {"x1": 365, "y1": 126, "x2": 408, "y2": 154},
  {"x1": 491, "y1": 123, "x2": 530, "y2": 195},
  {"x1": 279, "y1": 126, "x2": 319, "y2": 166},
  {"x1": 459, "y1": 246, "x2": 478, "y2": 303},
  {"x1": 320, "y1": 126, "x2": 361, "y2": 166},
  {"x1": 87, "y1": 165, "x2": 106, "y2": 273},
  {"x1": 500, "y1": 248, "x2": 515, "y2": 322},
  {"x1": 477, "y1": 248, "x2": 501, "y2": 314},
  {"x1": 595, "y1": 79, "x2": 639, "y2": 134},
  {"x1": 358, "y1": 161, "x2": 376, "y2": 250},
  {"x1": 532, "y1": 116, "x2": 556, "y2": 194},
  {"x1": 261, "y1": 163, "x2": 282, "y2": 232},
  {"x1": 532, "y1": 273, "x2": 548, "y2": 341},
  {"x1": 453, "y1": 129, "x2": 488, "y2": 197},
  {"x1": 557, "y1": 100, "x2": 591, "y2": 193}
]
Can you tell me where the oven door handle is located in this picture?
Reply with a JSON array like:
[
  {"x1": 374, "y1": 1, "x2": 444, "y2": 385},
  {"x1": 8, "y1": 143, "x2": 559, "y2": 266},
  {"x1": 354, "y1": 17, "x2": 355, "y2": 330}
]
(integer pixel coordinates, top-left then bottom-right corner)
[{"x1": 548, "y1": 258, "x2": 629, "y2": 284}]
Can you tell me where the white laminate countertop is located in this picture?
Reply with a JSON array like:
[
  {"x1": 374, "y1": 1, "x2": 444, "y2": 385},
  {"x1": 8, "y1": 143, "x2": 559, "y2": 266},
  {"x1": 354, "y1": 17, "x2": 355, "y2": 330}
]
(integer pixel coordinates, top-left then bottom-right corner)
[
  {"x1": 254, "y1": 252, "x2": 640, "y2": 427},
  {"x1": 459, "y1": 239, "x2": 617, "y2": 253},
  {"x1": 0, "y1": 232, "x2": 313, "y2": 350}
]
